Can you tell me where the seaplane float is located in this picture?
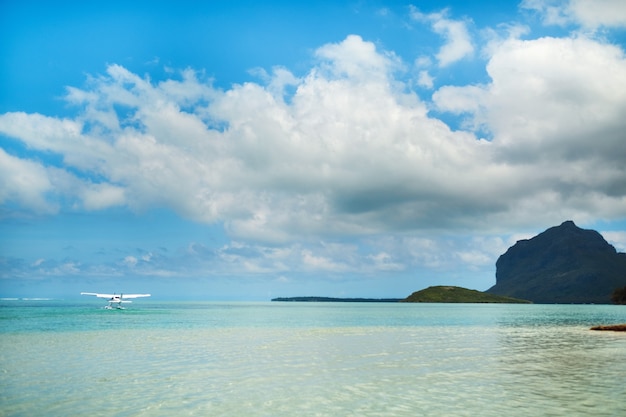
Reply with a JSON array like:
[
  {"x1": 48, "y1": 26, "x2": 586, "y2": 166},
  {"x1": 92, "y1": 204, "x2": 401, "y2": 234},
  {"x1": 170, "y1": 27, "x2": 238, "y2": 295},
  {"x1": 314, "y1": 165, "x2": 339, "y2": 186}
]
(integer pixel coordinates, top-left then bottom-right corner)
[{"x1": 81, "y1": 292, "x2": 151, "y2": 309}]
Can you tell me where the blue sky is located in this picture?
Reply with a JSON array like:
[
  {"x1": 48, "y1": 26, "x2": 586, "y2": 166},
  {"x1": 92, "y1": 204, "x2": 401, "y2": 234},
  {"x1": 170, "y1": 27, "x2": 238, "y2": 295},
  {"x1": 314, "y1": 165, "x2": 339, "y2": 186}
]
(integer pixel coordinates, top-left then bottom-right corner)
[{"x1": 2, "y1": 0, "x2": 626, "y2": 300}]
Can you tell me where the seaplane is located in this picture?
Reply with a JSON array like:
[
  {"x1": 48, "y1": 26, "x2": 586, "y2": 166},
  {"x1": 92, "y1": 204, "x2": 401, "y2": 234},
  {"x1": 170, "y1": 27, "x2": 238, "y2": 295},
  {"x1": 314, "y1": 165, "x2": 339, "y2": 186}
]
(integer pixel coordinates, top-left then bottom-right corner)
[{"x1": 80, "y1": 292, "x2": 151, "y2": 309}]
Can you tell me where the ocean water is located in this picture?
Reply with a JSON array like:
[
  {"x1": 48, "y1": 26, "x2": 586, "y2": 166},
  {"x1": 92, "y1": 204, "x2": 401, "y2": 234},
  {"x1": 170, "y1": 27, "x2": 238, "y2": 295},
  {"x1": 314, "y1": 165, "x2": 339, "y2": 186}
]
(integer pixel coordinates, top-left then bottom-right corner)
[{"x1": 1, "y1": 301, "x2": 625, "y2": 417}]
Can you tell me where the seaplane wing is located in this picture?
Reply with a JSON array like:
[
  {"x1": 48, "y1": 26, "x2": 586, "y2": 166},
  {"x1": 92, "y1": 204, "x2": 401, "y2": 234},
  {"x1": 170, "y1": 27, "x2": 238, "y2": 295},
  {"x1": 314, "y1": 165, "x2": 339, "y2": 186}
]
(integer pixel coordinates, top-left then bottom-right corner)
[
  {"x1": 81, "y1": 292, "x2": 115, "y2": 299},
  {"x1": 80, "y1": 293, "x2": 151, "y2": 299}
]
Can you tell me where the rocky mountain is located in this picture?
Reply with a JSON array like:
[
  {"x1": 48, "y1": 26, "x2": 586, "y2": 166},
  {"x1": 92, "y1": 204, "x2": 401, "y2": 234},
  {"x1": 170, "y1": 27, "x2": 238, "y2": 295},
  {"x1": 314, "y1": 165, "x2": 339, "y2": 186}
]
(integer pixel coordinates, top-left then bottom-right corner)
[{"x1": 487, "y1": 221, "x2": 626, "y2": 304}]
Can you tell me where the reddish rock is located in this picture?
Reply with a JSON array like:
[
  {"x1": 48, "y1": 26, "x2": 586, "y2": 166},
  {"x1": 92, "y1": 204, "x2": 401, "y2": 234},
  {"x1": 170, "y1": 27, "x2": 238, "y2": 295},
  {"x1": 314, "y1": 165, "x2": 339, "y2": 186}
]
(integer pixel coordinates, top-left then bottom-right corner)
[{"x1": 590, "y1": 324, "x2": 626, "y2": 331}]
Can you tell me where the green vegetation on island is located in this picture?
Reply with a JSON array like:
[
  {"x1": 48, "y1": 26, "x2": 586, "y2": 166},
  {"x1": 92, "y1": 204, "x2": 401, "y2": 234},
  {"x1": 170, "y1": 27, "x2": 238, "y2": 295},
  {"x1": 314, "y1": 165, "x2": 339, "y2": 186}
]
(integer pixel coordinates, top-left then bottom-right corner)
[{"x1": 401, "y1": 286, "x2": 531, "y2": 304}]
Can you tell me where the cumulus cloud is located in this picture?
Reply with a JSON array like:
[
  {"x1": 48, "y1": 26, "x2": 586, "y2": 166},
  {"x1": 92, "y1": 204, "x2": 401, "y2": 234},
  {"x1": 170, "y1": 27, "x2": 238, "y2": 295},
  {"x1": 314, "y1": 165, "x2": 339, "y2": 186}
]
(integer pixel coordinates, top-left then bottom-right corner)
[
  {"x1": 417, "y1": 70, "x2": 435, "y2": 89},
  {"x1": 568, "y1": 0, "x2": 626, "y2": 28},
  {"x1": 80, "y1": 183, "x2": 126, "y2": 211},
  {"x1": 410, "y1": 7, "x2": 474, "y2": 67},
  {"x1": 0, "y1": 148, "x2": 55, "y2": 214},
  {"x1": 314, "y1": 34, "x2": 402, "y2": 80},
  {"x1": 522, "y1": 0, "x2": 626, "y2": 29},
  {"x1": 1, "y1": 33, "x2": 625, "y2": 248},
  {"x1": 434, "y1": 35, "x2": 626, "y2": 159},
  {"x1": 434, "y1": 33, "x2": 626, "y2": 224}
]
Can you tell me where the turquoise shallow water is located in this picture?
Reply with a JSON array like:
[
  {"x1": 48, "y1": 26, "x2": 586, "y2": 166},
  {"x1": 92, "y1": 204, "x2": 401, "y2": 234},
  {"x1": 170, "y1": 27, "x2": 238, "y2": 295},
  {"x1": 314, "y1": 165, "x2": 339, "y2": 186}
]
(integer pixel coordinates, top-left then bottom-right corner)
[{"x1": 1, "y1": 301, "x2": 625, "y2": 416}]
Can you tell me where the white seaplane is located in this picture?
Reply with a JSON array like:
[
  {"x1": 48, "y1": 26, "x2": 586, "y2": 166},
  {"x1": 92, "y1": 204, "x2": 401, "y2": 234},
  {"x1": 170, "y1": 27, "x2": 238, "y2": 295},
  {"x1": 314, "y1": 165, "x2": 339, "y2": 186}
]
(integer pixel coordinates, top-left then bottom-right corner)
[{"x1": 81, "y1": 292, "x2": 151, "y2": 309}]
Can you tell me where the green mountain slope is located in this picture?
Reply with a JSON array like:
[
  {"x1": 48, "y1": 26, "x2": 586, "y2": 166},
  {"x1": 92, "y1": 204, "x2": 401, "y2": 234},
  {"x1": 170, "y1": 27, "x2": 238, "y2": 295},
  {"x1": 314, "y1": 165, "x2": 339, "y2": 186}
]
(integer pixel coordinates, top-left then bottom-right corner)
[{"x1": 402, "y1": 286, "x2": 531, "y2": 303}]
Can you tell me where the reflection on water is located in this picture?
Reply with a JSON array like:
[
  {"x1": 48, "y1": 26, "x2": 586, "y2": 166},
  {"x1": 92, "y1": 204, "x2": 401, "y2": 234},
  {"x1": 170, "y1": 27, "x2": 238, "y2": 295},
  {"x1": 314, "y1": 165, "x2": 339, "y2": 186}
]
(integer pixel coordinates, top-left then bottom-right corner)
[{"x1": 1, "y1": 302, "x2": 625, "y2": 416}]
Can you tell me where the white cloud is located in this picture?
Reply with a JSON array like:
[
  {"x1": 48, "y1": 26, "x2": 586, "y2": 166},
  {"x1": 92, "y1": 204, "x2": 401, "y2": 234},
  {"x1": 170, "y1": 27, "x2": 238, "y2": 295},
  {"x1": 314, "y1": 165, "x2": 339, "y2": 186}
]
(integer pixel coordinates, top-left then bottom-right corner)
[
  {"x1": 414, "y1": 56, "x2": 432, "y2": 68},
  {"x1": 81, "y1": 183, "x2": 126, "y2": 211},
  {"x1": 124, "y1": 256, "x2": 138, "y2": 267},
  {"x1": 521, "y1": 0, "x2": 571, "y2": 26},
  {"x1": 521, "y1": 0, "x2": 626, "y2": 29},
  {"x1": 367, "y1": 252, "x2": 404, "y2": 271},
  {"x1": 0, "y1": 148, "x2": 56, "y2": 214},
  {"x1": 434, "y1": 35, "x2": 626, "y2": 157},
  {"x1": 455, "y1": 236, "x2": 509, "y2": 269},
  {"x1": 32, "y1": 258, "x2": 45, "y2": 267},
  {"x1": 314, "y1": 34, "x2": 401, "y2": 80},
  {"x1": 601, "y1": 231, "x2": 626, "y2": 253},
  {"x1": 417, "y1": 70, "x2": 434, "y2": 89},
  {"x1": 410, "y1": 7, "x2": 474, "y2": 67},
  {"x1": 433, "y1": 85, "x2": 486, "y2": 117},
  {"x1": 57, "y1": 262, "x2": 80, "y2": 275},
  {"x1": 569, "y1": 0, "x2": 626, "y2": 28},
  {"x1": 301, "y1": 249, "x2": 348, "y2": 272},
  {"x1": 433, "y1": 35, "x2": 626, "y2": 223},
  {"x1": 1, "y1": 33, "x2": 625, "y2": 248}
]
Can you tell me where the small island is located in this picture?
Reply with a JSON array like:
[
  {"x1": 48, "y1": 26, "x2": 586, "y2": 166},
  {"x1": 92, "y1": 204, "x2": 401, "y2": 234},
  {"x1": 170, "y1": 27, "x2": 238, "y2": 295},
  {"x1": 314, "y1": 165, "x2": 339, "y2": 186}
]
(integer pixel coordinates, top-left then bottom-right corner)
[{"x1": 401, "y1": 286, "x2": 531, "y2": 303}]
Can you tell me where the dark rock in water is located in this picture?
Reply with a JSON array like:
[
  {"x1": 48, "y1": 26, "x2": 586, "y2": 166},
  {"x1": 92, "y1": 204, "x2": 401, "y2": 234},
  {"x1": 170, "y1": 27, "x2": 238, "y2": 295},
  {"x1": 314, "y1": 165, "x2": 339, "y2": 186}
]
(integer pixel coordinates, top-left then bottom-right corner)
[
  {"x1": 487, "y1": 221, "x2": 626, "y2": 304},
  {"x1": 590, "y1": 324, "x2": 626, "y2": 332}
]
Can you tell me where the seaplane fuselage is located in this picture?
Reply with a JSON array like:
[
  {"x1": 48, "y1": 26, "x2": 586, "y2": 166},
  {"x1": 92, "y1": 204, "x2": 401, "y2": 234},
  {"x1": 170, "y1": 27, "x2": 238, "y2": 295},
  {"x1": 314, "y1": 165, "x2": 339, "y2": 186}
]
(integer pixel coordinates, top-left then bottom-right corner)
[{"x1": 81, "y1": 292, "x2": 151, "y2": 309}]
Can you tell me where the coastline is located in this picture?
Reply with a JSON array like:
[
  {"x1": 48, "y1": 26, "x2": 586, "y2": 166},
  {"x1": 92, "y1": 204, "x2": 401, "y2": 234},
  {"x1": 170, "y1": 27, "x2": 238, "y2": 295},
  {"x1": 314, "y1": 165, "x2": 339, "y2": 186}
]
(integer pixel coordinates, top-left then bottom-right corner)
[{"x1": 271, "y1": 297, "x2": 402, "y2": 302}]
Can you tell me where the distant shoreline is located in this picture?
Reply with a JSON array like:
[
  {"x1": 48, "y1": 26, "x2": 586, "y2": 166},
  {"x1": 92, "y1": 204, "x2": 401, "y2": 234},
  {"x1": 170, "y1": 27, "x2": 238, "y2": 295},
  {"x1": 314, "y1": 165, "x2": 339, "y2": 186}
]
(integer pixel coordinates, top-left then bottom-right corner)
[
  {"x1": 272, "y1": 286, "x2": 533, "y2": 304},
  {"x1": 271, "y1": 297, "x2": 402, "y2": 302}
]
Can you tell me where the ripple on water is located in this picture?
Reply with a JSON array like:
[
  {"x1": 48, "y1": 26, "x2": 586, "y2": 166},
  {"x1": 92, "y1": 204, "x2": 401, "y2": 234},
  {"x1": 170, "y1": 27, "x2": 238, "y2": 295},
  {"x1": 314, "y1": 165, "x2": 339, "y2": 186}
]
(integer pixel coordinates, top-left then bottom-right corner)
[{"x1": 1, "y1": 304, "x2": 625, "y2": 416}]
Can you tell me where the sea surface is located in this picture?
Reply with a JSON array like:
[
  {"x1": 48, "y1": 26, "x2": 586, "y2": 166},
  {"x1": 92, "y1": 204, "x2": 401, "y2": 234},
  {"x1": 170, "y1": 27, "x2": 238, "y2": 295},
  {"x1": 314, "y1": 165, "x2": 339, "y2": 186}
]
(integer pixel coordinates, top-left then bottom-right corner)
[{"x1": 1, "y1": 301, "x2": 625, "y2": 417}]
